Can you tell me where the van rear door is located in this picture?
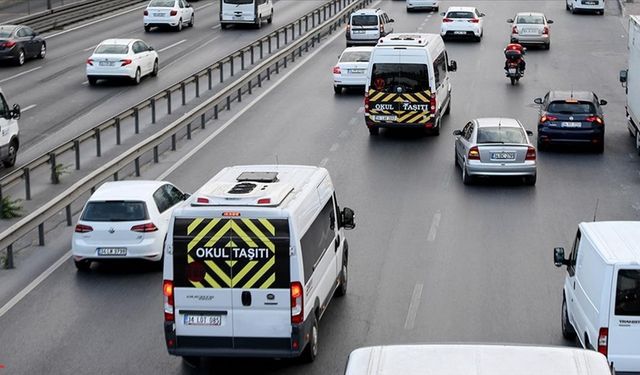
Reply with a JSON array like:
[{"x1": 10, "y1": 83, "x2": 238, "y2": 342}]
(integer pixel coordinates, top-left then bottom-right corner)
[{"x1": 609, "y1": 266, "x2": 640, "y2": 371}]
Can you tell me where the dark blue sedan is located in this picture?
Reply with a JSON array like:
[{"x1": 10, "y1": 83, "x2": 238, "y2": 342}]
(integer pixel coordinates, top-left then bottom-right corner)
[{"x1": 0, "y1": 25, "x2": 46, "y2": 66}]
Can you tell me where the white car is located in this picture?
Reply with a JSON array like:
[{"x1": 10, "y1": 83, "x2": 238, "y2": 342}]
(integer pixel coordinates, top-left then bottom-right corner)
[
  {"x1": 86, "y1": 39, "x2": 159, "y2": 85},
  {"x1": 440, "y1": 6, "x2": 485, "y2": 42},
  {"x1": 72, "y1": 180, "x2": 188, "y2": 271},
  {"x1": 567, "y1": 0, "x2": 605, "y2": 14},
  {"x1": 144, "y1": 0, "x2": 194, "y2": 32},
  {"x1": 333, "y1": 46, "x2": 373, "y2": 94},
  {"x1": 407, "y1": 0, "x2": 439, "y2": 12}
]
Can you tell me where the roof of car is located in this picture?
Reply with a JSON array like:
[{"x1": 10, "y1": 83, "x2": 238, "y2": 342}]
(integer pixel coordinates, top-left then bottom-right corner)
[
  {"x1": 89, "y1": 180, "x2": 168, "y2": 201},
  {"x1": 475, "y1": 118, "x2": 522, "y2": 128},
  {"x1": 0, "y1": 25, "x2": 18, "y2": 32},
  {"x1": 446, "y1": 6, "x2": 477, "y2": 12},
  {"x1": 352, "y1": 8, "x2": 383, "y2": 15},
  {"x1": 98, "y1": 39, "x2": 138, "y2": 46},
  {"x1": 342, "y1": 46, "x2": 374, "y2": 53},
  {"x1": 547, "y1": 90, "x2": 595, "y2": 102},
  {"x1": 515, "y1": 12, "x2": 545, "y2": 17},
  {"x1": 580, "y1": 221, "x2": 640, "y2": 264}
]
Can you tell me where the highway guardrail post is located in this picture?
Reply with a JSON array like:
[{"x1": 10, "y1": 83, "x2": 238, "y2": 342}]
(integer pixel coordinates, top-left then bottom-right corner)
[
  {"x1": 284, "y1": 29, "x2": 288, "y2": 44},
  {"x1": 277, "y1": 33, "x2": 281, "y2": 49},
  {"x1": 250, "y1": 45, "x2": 254, "y2": 65},
  {"x1": 268, "y1": 37, "x2": 272, "y2": 54},
  {"x1": 241, "y1": 52, "x2": 245, "y2": 70},
  {"x1": 115, "y1": 118, "x2": 121, "y2": 145},
  {"x1": 49, "y1": 153, "x2": 59, "y2": 184},
  {"x1": 260, "y1": 41, "x2": 264, "y2": 59},
  {"x1": 66, "y1": 205, "x2": 72, "y2": 226},
  {"x1": 238, "y1": 88, "x2": 242, "y2": 103},
  {"x1": 38, "y1": 223, "x2": 45, "y2": 246},
  {"x1": 95, "y1": 129, "x2": 101, "y2": 157},
  {"x1": 214, "y1": 104, "x2": 218, "y2": 119},
  {"x1": 24, "y1": 168, "x2": 31, "y2": 200},
  {"x1": 5, "y1": 244, "x2": 14, "y2": 269},
  {"x1": 74, "y1": 140, "x2": 80, "y2": 169},
  {"x1": 207, "y1": 68, "x2": 212, "y2": 90},
  {"x1": 230, "y1": 58, "x2": 235, "y2": 77},
  {"x1": 195, "y1": 76, "x2": 200, "y2": 98},
  {"x1": 201, "y1": 113, "x2": 206, "y2": 129},
  {"x1": 220, "y1": 64, "x2": 224, "y2": 83},
  {"x1": 151, "y1": 98, "x2": 156, "y2": 123},
  {"x1": 133, "y1": 109, "x2": 140, "y2": 134},
  {"x1": 187, "y1": 123, "x2": 192, "y2": 140},
  {"x1": 166, "y1": 90, "x2": 172, "y2": 114},
  {"x1": 226, "y1": 96, "x2": 231, "y2": 110},
  {"x1": 171, "y1": 135, "x2": 176, "y2": 151},
  {"x1": 114, "y1": 171, "x2": 118, "y2": 181},
  {"x1": 258, "y1": 72, "x2": 262, "y2": 87},
  {"x1": 135, "y1": 158, "x2": 140, "y2": 177},
  {"x1": 153, "y1": 146, "x2": 158, "y2": 163},
  {"x1": 181, "y1": 83, "x2": 186, "y2": 105}
]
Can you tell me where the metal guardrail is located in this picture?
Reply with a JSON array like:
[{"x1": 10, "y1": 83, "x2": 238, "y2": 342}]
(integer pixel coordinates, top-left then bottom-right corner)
[
  {"x1": 0, "y1": 0, "x2": 373, "y2": 268},
  {"x1": 7, "y1": 0, "x2": 146, "y2": 33}
]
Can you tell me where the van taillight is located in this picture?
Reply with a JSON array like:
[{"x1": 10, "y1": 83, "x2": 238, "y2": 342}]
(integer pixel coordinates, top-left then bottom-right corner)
[
  {"x1": 143, "y1": 10, "x2": 148, "y2": 16},
  {"x1": 163, "y1": 279, "x2": 175, "y2": 322},
  {"x1": 512, "y1": 26, "x2": 518, "y2": 34},
  {"x1": 468, "y1": 146, "x2": 480, "y2": 160},
  {"x1": 75, "y1": 224, "x2": 93, "y2": 233},
  {"x1": 526, "y1": 146, "x2": 536, "y2": 160},
  {"x1": 290, "y1": 281, "x2": 303, "y2": 324},
  {"x1": 430, "y1": 96, "x2": 436, "y2": 113},
  {"x1": 598, "y1": 327, "x2": 608, "y2": 357},
  {"x1": 346, "y1": 24, "x2": 351, "y2": 33},
  {"x1": 379, "y1": 24, "x2": 384, "y2": 34},
  {"x1": 364, "y1": 95, "x2": 370, "y2": 113}
]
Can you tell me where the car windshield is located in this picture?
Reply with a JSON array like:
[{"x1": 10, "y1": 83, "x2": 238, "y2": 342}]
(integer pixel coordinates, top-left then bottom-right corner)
[
  {"x1": 351, "y1": 15, "x2": 378, "y2": 26},
  {"x1": 547, "y1": 101, "x2": 596, "y2": 114},
  {"x1": 446, "y1": 11, "x2": 475, "y2": 18},
  {"x1": 340, "y1": 51, "x2": 371, "y2": 63},
  {"x1": 0, "y1": 30, "x2": 13, "y2": 38},
  {"x1": 224, "y1": 0, "x2": 254, "y2": 4},
  {"x1": 370, "y1": 63, "x2": 429, "y2": 93},
  {"x1": 516, "y1": 15, "x2": 544, "y2": 24},
  {"x1": 95, "y1": 44, "x2": 129, "y2": 54},
  {"x1": 81, "y1": 201, "x2": 149, "y2": 222},
  {"x1": 477, "y1": 126, "x2": 527, "y2": 144},
  {"x1": 149, "y1": 0, "x2": 175, "y2": 6},
  {"x1": 615, "y1": 269, "x2": 640, "y2": 316}
]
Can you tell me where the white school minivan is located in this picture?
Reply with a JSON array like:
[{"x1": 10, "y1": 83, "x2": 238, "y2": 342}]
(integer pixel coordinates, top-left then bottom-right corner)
[
  {"x1": 554, "y1": 221, "x2": 640, "y2": 373},
  {"x1": 163, "y1": 165, "x2": 355, "y2": 366}
]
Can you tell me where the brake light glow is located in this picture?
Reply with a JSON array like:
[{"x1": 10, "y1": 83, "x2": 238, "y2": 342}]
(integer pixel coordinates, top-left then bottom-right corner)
[
  {"x1": 291, "y1": 282, "x2": 303, "y2": 324},
  {"x1": 540, "y1": 115, "x2": 558, "y2": 123},
  {"x1": 120, "y1": 59, "x2": 132, "y2": 66},
  {"x1": 3, "y1": 40, "x2": 16, "y2": 48},
  {"x1": 163, "y1": 279, "x2": 175, "y2": 322},
  {"x1": 75, "y1": 224, "x2": 93, "y2": 233},
  {"x1": 543, "y1": 26, "x2": 549, "y2": 35},
  {"x1": 468, "y1": 146, "x2": 480, "y2": 160},
  {"x1": 526, "y1": 146, "x2": 536, "y2": 160},
  {"x1": 86, "y1": 58, "x2": 94, "y2": 66},
  {"x1": 333, "y1": 66, "x2": 341, "y2": 74},
  {"x1": 346, "y1": 24, "x2": 351, "y2": 33},
  {"x1": 170, "y1": 9, "x2": 178, "y2": 16},
  {"x1": 196, "y1": 197, "x2": 209, "y2": 204},
  {"x1": 131, "y1": 223, "x2": 158, "y2": 232},
  {"x1": 468, "y1": 18, "x2": 480, "y2": 23},
  {"x1": 364, "y1": 94, "x2": 370, "y2": 113},
  {"x1": 430, "y1": 96, "x2": 436, "y2": 113},
  {"x1": 512, "y1": 26, "x2": 518, "y2": 34},
  {"x1": 585, "y1": 116, "x2": 603, "y2": 124},
  {"x1": 598, "y1": 327, "x2": 608, "y2": 357},
  {"x1": 257, "y1": 198, "x2": 271, "y2": 204},
  {"x1": 442, "y1": 18, "x2": 453, "y2": 23},
  {"x1": 143, "y1": 10, "x2": 148, "y2": 16}
]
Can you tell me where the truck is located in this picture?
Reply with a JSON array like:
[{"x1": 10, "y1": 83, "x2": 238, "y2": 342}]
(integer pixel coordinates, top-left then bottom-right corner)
[{"x1": 620, "y1": 15, "x2": 640, "y2": 155}]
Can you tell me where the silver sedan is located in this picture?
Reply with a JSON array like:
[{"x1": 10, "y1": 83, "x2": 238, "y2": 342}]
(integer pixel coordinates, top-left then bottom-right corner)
[
  {"x1": 508, "y1": 12, "x2": 553, "y2": 49},
  {"x1": 453, "y1": 118, "x2": 537, "y2": 185}
]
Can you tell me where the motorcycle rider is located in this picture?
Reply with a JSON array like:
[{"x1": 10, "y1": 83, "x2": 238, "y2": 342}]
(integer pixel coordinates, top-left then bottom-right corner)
[{"x1": 504, "y1": 43, "x2": 526, "y2": 74}]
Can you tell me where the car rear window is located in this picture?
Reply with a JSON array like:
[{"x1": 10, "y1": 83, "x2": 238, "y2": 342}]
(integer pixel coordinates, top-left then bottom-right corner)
[
  {"x1": 447, "y1": 11, "x2": 475, "y2": 18},
  {"x1": 547, "y1": 101, "x2": 596, "y2": 114},
  {"x1": 516, "y1": 15, "x2": 544, "y2": 24},
  {"x1": 0, "y1": 30, "x2": 12, "y2": 38},
  {"x1": 615, "y1": 269, "x2": 640, "y2": 316},
  {"x1": 81, "y1": 201, "x2": 149, "y2": 222},
  {"x1": 370, "y1": 63, "x2": 429, "y2": 93},
  {"x1": 149, "y1": 0, "x2": 174, "y2": 6},
  {"x1": 477, "y1": 127, "x2": 527, "y2": 144},
  {"x1": 340, "y1": 51, "x2": 371, "y2": 63},
  {"x1": 351, "y1": 15, "x2": 378, "y2": 26},
  {"x1": 95, "y1": 44, "x2": 129, "y2": 54},
  {"x1": 224, "y1": 0, "x2": 253, "y2": 3}
]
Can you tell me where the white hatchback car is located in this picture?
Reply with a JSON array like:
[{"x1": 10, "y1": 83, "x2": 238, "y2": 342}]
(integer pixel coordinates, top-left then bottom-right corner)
[
  {"x1": 86, "y1": 39, "x2": 159, "y2": 85},
  {"x1": 440, "y1": 6, "x2": 485, "y2": 42},
  {"x1": 333, "y1": 46, "x2": 373, "y2": 94},
  {"x1": 407, "y1": 0, "x2": 439, "y2": 12},
  {"x1": 144, "y1": 0, "x2": 194, "y2": 32},
  {"x1": 72, "y1": 181, "x2": 187, "y2": 271}
]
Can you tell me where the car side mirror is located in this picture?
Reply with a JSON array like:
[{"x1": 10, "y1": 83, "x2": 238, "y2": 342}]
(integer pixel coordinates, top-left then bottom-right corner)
[
  {"x1": 526, "y1": 130, "x2": 534, "y2": 136},
  {"x1": 599, "y1": 99, "x2": 607, "y2": 106},
  {"x1": 448, "y1": 60, "x2": 457, "y2": 72},
  {"x1": 440, "y1": 12, "x2": 446, "y2": 16},
  {"x1": 389, "y1": 18, "x2": 395, "y2": 23},
  {"x1": 187, "y1": 3, "x2": 191, "y2": 7},
  {"x1": 480, "y1": 13, "x2": 485, "y2": 17},
  {"x1": 10, "y1": 104, "x2": 20, "y2": 120},
  {"x1": 182, "y1": 193, "x2": 191, "y2": 200},
  {"x1": 507, "y1": 18, "x2": 514, "y2": 23},
  {"x1": 534, "y1": 97, "x2": 543, "y2": 105},
  {"x1": 453, "y1": 130, "x2": 462, "y2": 136},
  {"x1": 547, "y1": 19, "x2": 554, "y2": 24},
  {"x1": 340, "y1": 207, "x2": 355, "y2": 230},
  {"x1": 148, "y1": 46, "x2": 155, "y2": 51},
  {"x1": 620, "y1": 69, "x2": 628, "y2": 83},
  {"x1": 554, "y1": 247, "x2": 567, "y2": 267}
]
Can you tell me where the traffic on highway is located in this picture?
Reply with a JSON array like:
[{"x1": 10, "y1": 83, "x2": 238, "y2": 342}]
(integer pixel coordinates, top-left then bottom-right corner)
[{"x1": 0, "y1": 0, "x2": 639, "y2": 373}]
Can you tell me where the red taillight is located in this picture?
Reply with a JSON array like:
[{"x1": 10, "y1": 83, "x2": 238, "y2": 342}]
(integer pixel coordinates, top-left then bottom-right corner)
[
  {"x1": 3, "y1": 40, "x2": 16, "y2": 48},
  {"x1": 143, "y1": 10, "x2": 148, "y2": 16},
  {"x1": 540, "y1": 115, "x2": 558, "y2": 123},
  {"x1": 346, "y1": 24, "x2": 351, "y2": 33},
  {"x1": 364, "y1": 94, "x2": 370, "y2": 113},
  {"x1": 291, "y1": 282, "x2": 303, "y2": 324},
  {"x1": 598, "y1": 327, "x2": 608, "y2": 357},
  {"x1": 75, "y1": 224, "x2": 93, "y2": 233},
  {"x1": 512, "y1": 26, "x2": 518, "y2": 34},
  {"x1": 332, "y1": 66, "x2": 341, "y2": 74},
  {"x1": 585, "y1": 116, "x2": 603, "y2": 125},
  {"x1": 120, "y1": 59, "x2": 132, "y2": 66},
  {"x1": 430, "y1": 96, "x2": 436, "y2": 113},
  {"x1": 442, "y1": 18, "x2": 453, "y2": 23},
  {"x1": 543, "y1": 26, "x2": 549, "y2": 35},
  {"x1": 468, "y1": 18, "x2": 480, "y2": 23},
  {"x1": 257, "y1": 198, "x2": 271, "y2": 204},
  {"x1": 468, "y1": 146, "x2": 480, "y2": 160},
  {"x1": 131, "y1": 223, "x2": 158, "y2": 232},
  {"x1": 196, "y1": 197, "x2": 209, "y2": 204},
  {"x1": 86, "y1": 58, "x2": 94, "y2": 66},
  {"x1": 526, "y1": 146, "x2": 536, "y2": 160},
  {"x1": 170, "y1": 9, "x2": 178, "y2": 16},
  {"x1": 163, "y1": 279, "x2": 175, "y2": 322}
]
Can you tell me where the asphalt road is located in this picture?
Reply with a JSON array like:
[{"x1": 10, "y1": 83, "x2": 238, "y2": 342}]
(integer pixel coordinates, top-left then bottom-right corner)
[
  {"x1": 0, "y1": 0, "x2": 327, "y2": 168},
  {"x1": 1, "y1": 0, "x2": 639, "y2": 374},
  {"x1": 0, "y1": 0, "x2": 87, "y2": 22}
]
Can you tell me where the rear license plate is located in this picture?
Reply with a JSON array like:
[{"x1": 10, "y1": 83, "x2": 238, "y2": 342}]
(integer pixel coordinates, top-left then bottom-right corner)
[
  {"x1": 97, "y1": 247, "x2": 127, "y2": 256},
  {"x1": 98, "y1": 61, "x2": 114, "y2": 67},
  {"x1": 583, "y1": 1, "x2": 597, "y2": 4},
  {"x1": 184, "y1": 314, "x2": 222, "y2": 326},
  {"x1": 454, "y1": 31, "x2": 466, "y2": 35},
  {"x1": 153, "y1": 13, "x2": 164, "y2": 17},
  {"x1": 522, "y1": 29, "x2": 538, "y2": 35},
  {"x1": 561, "y1": 122, "x2": 581, "y2": 128},
  {"x1": 372, "y1": 115, "x2": 397, "y2": 121},
  {"x1": 508, "y1": 68, "x2": 517, "y2": 74},
  {"x1": 353, "y1": 30, "x2": 365, "y2": 34},
  {"x1": 349, "y1": 69, "x2": 365, "y2": 74},
  {"x1": 491, "y1": 152, "x2": 516, "y2": 160}
]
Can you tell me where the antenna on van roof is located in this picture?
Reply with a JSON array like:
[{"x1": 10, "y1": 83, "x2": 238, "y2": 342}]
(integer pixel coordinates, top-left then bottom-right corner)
[{"x1": 592, "y1": 198, "x2": 599, "y2": 222}]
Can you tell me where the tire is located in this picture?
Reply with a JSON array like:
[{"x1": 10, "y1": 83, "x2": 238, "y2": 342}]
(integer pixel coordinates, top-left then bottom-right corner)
[
  {"x1": 444, "y1": 98, "x2": 451, "y2": 115},
  {"x1": 335, "y1": 250, "x2": 348, "y2": 297},
  {"x1": 454, "y1": 150, "x2": 459, "y2": 168},
  {"x1": 2, "y1": 140, "x2": 18, "y2": 167},
  {"x1": 15, "y1": 49, "x2": 25, "y2": 66},
  {"x1": 570, "y1": 5, "x2": 576, "y2": 14},
  {"x1": 510, "y1": 76, "x2": 516, "y2": 85},
  {"x1": 524, "y1": 174, "x2": 537, "y2": 186},
  {"x1": 189, "y1": 14, "x2": 194, "y2": 27},
  {"x1": 566, "y1": 1, "x2": 570, "y2": 10},
  {"x1": 133, "y1": 68, "x2": 141, "y2": 85},
  {"x1": 220, "y1": 23, "x2": 228, "y2": 30},
  {"x1": 544, "y1": 43, "x2": 550, "y2": 50},
  {"x1": 434, "y1": 6, "x2": 439, "y2": 11},
  {"x1": 462, "y1": 165, "x2": 473, "y2": 185},
  {"x1": 176, "y1": 18, "x2": 183, "y2": 31},
  {"x1": 151, "y1": 60, "x2": 159, "y2": 77},
  {"x1": 301, "y1": 316, "x2": 319, "y2": 363},
  {"x1": 144, "y1": 25, "x2": 151, "y2": 32},
  {"x1": 594, "y1": 141, "x2": 604, "y2": 154},
  {"x1": 562, "y1": 297, "x2": 576, "y2": 340},
  {"x1": 88, "y1": 76, "x2": 98, "y2": 86},
  {"x1": 38, "y1": 43, "x2": 46, "y2": 59},
  {"x1": 431, "y1": 122, "x2": 440, "y2": 136},
  {"x1": 368, "y1": 126, "x2": 379, "y2": 136},
  {"x1": 182, "y1": 356, "x2": 200, "y2": 368},
  {"x1": 267, "y1": 11, "x2": 273, "y2": 24},
  {"x1": 333, "y1": 85, "x2": 342, "y2": 94},
  {"x1": 256, "y1": 16, "x2": 262, "y2": 29},
  {"x1": 74, "y1": 259, "x2": 91, "y2": 272}
]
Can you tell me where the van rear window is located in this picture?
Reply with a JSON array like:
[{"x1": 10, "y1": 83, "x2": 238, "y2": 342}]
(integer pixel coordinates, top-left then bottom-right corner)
[
  {"x1": 615, "y1": 269, "x2": 640, "y2": 316},
  {"x1": 370, "y1": 63, "x2": 429, "y2": 93},
  {"x1": 351, "y1": 15, "x2": 378, "y2": 26}
]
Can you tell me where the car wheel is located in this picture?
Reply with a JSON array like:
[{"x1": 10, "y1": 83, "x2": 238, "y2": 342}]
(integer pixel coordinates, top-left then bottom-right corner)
[
  {"x1": 562, "y1": 297, "x2": 576, "y2": 340},
  {"x1": 15, "y1": 49, "x2": 25, "y2": 66},
  {"x1": 144, "y1": 25, "x2": 151, "y2": 32},
  {"x1": 151, "y1": 60, "x2": 159, "y2": 77},
  {"x1": 368, "y1": 126, "x2": 379, "y2": 136},
  {"x1": 431, "y1": 122, "x2": 440, "y2": 136},
  {"x1": 510, "y1": 77, "x2": 516, "y2": 85},
  {"x1": 406, "y1": 7, "x2": 412, "y2": 13},
  {"x1": 333, "y1": 85, "x2": 342, "y2": 94},
  {"x1": 182, "y1": 356, "x2": 200, "y2": 368},
  {"x1": 267, "y1": 11, "x2": 273, "y2": 23},
  {"x1": 176, "y1": 18, "x2": 183, "y2": 31},
  {"x1": 301, "y1": 316, "x2": 319, "y2": 363},
  {"x1": 335, "y1": 250, "x2": 348, "y2": 297},
  {"x1": 88, "y1": 76, "x2": 98, "y2": 86},
  {"x1": 38, "y1": 43, "x2": 46, "y2": 59},
  {"x1": 537, "y1": 138, "x2": 547, "y2": 151},
  {"x1": 2, "y1": 140, "x2": 18, "y2": 167},
  {"x1": 594, "y1": 141, "x2": 604, "y2": 154},
  {"x1": 524, "y1": 174, "x2": 536, "y2": 186},
  {"x1": 434, "y1": 6, "x2": 439, "y2": 11},
  {"x1": 570, "y1": 5, "x2": 576, "y2": 14},
  {"x1": 133, "y1": 68, "x2": 141, "y2": 85},
  {"x1": 74, "y1": 259, "x2": 91, "y2": 272},
  {"x1": 189, "y1": 14, "x2": 195, "y2": 27},
  {"x1": 454, "y1": 150, "x2": 459, "y2": 168},
  {"x1": 544, "y1": 42, "x2": 550, "y2": 50},
  {"x1": 462, "y1": 165, "x2": 473, "y2": 185}
]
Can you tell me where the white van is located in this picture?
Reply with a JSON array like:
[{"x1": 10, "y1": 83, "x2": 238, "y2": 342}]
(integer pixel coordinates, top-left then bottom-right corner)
[
  {"x1": 364, "y1": 33, "x2": 457, "y2": 136},
  {"x1": 0, "y1": 88, "x2": 20, "y2": 168},
  {"x1": 345, "y1": 344, "x2": 613, "y2": 375},
  {"x1": 219, "y1": 0, "x2": 273, "y2": 29},
  {"x1": 554, "y1": 221, "x2": 640, "y2": 373},
  {"x1": 163, "y1": 165, "x2": 355, "y2": 365}
]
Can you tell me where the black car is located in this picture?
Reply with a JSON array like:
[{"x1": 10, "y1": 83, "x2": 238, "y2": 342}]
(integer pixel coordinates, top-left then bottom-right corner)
[
  {"x1": 534, "y1": 90, "x2": 607, "y2": 153},
  {"x1": 0, "y1": 25, "x2": 46, "y2": 66}
]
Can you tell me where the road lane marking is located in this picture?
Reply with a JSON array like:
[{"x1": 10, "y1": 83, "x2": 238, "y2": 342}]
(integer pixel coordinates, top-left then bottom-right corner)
[
  {"x1": 83, "y1": 45, "x2": 97, "y2": 52},
  {"x1": 211, "y1": 25, "x2": 222, "y2": 30},
  {"x1": 45, "y1": 4, "x2": 148, "y2": 39},
  {"x1": 0, "y1": 250, "x2": 72, "y2": 319},
  {"x1": 349, "y1": 117, "x2": 358, "y2": 126},
  {"x1": 427, "y1": 210, "x2": 441, "y2": 242},
  {"x1": 195, "y1": 2, "x2": 214, "y2": 10},
  {"x1": 338, "y1": 130, "x2": 349, "y2": 138},
  {"x1": 357, "y1": 106, "x2": 364, "y2": 113},
  {"x1": 404, "y1": 283, "x2": 423, "y2": 330},
  {"x1": 329, "y1": 143, "x2": 339, "y2": 152},
  {"x1": 159, "y1": 39, "x2": 187, "y2": 53},
  {"x1": 159, "y1": 35, "x2": 220, "y2": 72},
  {"x1": 319, "y1": 157, "x2": 329, "y2": 167},
  {"x1": 21, "y1": 104, "x2": 37, "y2": 112},
  {"x1": 418, "y1": 26, "x2": 423, "y2": 31},
  {"x1": 0, "y1": 66, "x2": 42, "y2": 84}
]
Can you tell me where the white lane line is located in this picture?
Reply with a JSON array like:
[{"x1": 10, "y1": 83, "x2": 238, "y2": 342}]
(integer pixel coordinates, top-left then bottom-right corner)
[
  {"x1": 83, "y1": 45, "x2": 96, "y2": 52},
  {"x1": 159, "y1": 35, "x2": 220, "y2": 72},
  {"x1": 159, "y1": 39, "x2": 187, "y2": 53},
  {"x1": 349, "y1": 117, "x2": 358, "y2": 126},
  {"x1": 338, "y1": 130, "x2": 349, "y2": 138},
  {"x1": 427, "y1": 210, "x2": 441, "y2": 242},
  {"x1": 211, "y1": 25, "x2": 221, "y2": 30},
  {"x1": 21, "y1": 104, "x2": 37, "y2": 112},
  {"x1": 357, "y1": 106, "x2": 364, "y2": 114},
  {"x1": 319, "y1": 157, "x2": 329, "y2": 167},
  {"x1": 195, "y1": 2, "x2": 213, "y2": 10},
  {"x1": 0, "y1": 250, "x2": 72, "y2": 319},
  {"x1": 329, "y1": 143, "x2": 339, "y2": 152},
  {"x1": 82, "y1": 81, "x2": 88, "y2": 85},
  {"x1": 158, "y1": 21, "x2": 350, "y2": 180},
  {"x1": 45, "y1": 4, "x2": 148, "y2": 39},
  {"x1": 0, "y1": 66, "x2": 42, "y2": 84},
  {"x1": 404, "y1": 283, "x2": 423, "y2": 330},
  {"x1": 418, "y1": 26, "x2": 424, "y2": 31}
]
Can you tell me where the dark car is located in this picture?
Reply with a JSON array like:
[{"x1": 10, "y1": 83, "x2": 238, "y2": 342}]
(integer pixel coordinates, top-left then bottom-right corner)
[
  {"x1": 0, "y1": 25, "x2": 46, "y2": 66},
  {"x1": 534, "y1": 91, "x2": 607, "y2": 153}
]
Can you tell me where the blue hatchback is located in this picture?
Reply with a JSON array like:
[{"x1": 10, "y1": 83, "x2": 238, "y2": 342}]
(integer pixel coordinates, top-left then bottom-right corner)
[{"x1": 534, "y1": 91, "x2": 607, "y2": 153}]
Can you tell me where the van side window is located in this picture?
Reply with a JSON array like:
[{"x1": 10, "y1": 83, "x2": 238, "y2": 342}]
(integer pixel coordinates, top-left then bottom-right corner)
[
  {"x1": 433, "y1": 52, "x2": 446, "y2": 87},
  {"x1": 300, "y1": 198, "x2": 336, "y2": 281},
  {"x1": 614, "y1": 269, "x2": 640, "y2": 316},
  {"x1": 568, "y1": 230, "x2": 581, "y2": 276},
  {"x1": 0, "y1": 94, "x2": 8, "y2": 118}
]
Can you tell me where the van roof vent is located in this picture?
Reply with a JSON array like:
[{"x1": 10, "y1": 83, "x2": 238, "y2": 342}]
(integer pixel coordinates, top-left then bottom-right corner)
[
  {"x1": 378, "y1": 33, "x2": 432, "y2": 47},
  {"x1": 227, "y1": 182, "x2": 257, "y2": 194},
  {"x1": 236, "y1": 171, "x2": 279, "y2": 183}
]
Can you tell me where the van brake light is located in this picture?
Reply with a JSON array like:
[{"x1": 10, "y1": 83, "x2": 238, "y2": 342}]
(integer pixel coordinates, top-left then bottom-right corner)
[
  {"x1": 598, "y1": 327, "x2": 608, "y2": 357},
  {"x1": 291, "y1": 282, "x2": 303, "y2": 324},
  {"x1": 163, "y1": 279, "x2": 175, "y2": 322},
  {"x1": 364, "y1": 94, "x2": 370, "y2": 113}
]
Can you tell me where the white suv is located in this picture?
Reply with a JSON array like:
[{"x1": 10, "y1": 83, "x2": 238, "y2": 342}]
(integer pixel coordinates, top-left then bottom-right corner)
[
  {"x1": 0, "y1": 88, "x2": 20, "y2": 168},
  {"x1": 346, "y1": 8, "x2": 394, "y2": 47},
  {"x1": 440, "y1": 6, "x2": 485, "y2": 42}
]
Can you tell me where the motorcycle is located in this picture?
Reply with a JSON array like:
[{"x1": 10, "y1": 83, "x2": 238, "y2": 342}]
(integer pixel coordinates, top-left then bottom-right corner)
[
  {"x1": 504, "y1": 48, "x2": 524, "y2": 85},
  {"x1": 505, "y1": 62, "x2": 522, "y2": 85}
]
